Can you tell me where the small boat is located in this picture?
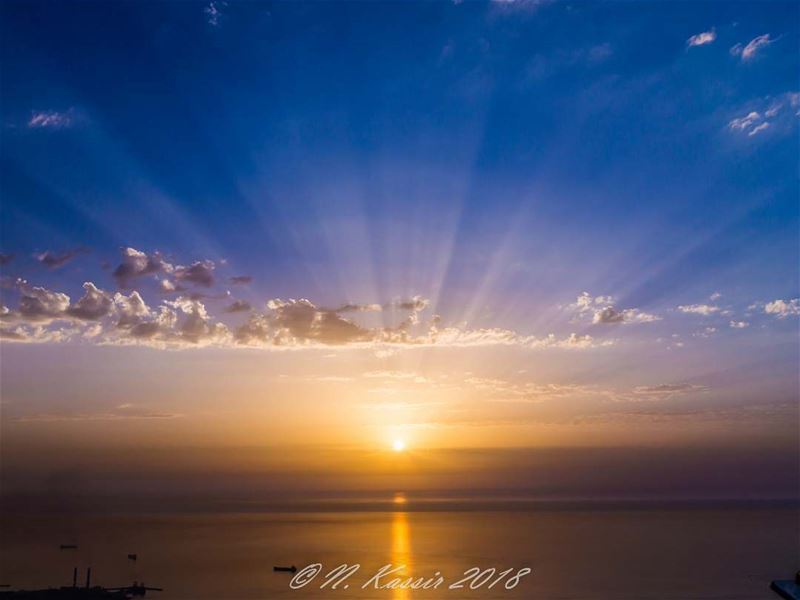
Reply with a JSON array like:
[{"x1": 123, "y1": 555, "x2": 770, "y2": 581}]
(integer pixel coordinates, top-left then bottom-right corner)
[{"x1": 273, "y1": 566, "x2": 297, "y2": 573}]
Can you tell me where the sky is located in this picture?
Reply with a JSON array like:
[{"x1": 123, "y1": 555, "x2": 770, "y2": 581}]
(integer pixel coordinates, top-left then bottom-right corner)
[{"x1": 0, "y1": 0, "x2": 798, "y2": 501}]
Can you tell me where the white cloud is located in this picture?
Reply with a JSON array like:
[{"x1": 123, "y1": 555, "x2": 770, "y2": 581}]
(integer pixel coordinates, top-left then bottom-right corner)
[
  {"x1": 728, "y1": 92, "x2": 800, "y2": 138},
  {"x1": 709, "y1": 291, "x2": 722, "y2": 301},
  {"x1": 687, "y1": 30, "x2": 716, "y2": 47},
  {"x1": 764, "y1": 298, "x2": 799, "y2": 319},
  {"x1": 730, "y1": 34, "x2": 774, "y2": 62},
  {"x1": 571, "y1": 293, "x2": 659, "y2": 325},
  {"x1": 66, "y1": 282, "x2": 114, "y2": 321},
  {"x1": 729, "y1": 320, "x2": 749, "y2": 329},
  {"x1": 748, "y1": 122, "x2": 770, "y2": 136},
  {"x1": 27, "y1": 109, "x2": 75, "y2": 129},
  {"x1": 729, "y1": 111, "x2": 762, "y2": 132},
  {"x1": 677, "y1": 304, "x2": 720, "y2": 316}
]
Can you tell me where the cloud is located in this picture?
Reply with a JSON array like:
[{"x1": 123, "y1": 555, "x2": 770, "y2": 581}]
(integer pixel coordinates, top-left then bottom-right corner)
[
  {"x1": 687, "y1": 30, "x2": 716, "y2": 47},
  {"x1": 224, "y1": 300, "x2": 252, "y2": 313},
  {"x1": 0, "y1": 324, "x2": 81, "y2": 344},
  {"x1": 677, "y1": 304, "x2": 720, "y2": 316},
  {"x1": 571, "y1": 292, "x2": 660, "y2": 325},
  {"x1": 634, "y1": 383, "x2": 709, "y2": 396},
  {"x1": 728, "y1": 111, "x2": 763, "y2": 134},
  {"x1": 730, "y1": 34, "x2": 773, "y2": 62},
  {"x1": 27, "y1": 109, "x2": 76, "y2": 129},
  {"x1": 34, "y1": 248, "x2": 85, "y2": 269},
  {"x1": 14, "y1": 280, "x2": 70, "y2": 322},
  {"x1": 490, "y1": 0, "x2": 550, "y2": 8},
  {"x1": 159, "y1": 278, "x2": 184, "y2": 293},
  {"x1": 12, "y1": 405, "x2": 179, "y2": 422},
  {"x1": 0, "y1": 253, "x2": 14, "y2": 266},
  {"x1": 592, "y1": 306, "x2": 624, "y2": 324},
  {"x1": 230, "y1": 275, "x2": 252, "y2": 285},
  {"x1": 232, "y1": 297, "x2": 613, "y2": 351},
  {"x1": 0, "y1": 327, "x2": 26, "y2": 341},
  {"x1": 114, "y1": 290, "x2": 153, "y2": 329},
  {"x1": 335, "y1": 302, "x2": 383, "y2": 313},
  {"x1": 113, "y1": 247, "x2": 173, "y2": 288},
  {"x1": 65, "y1": 282, "x2": 113, "y2": 321},
  {"x1": 763, "y1": 298, "x2": 799, "y2": 318},
  {"x1": 748, "y1": 122, "x2": 770, "y2": 136},
  {"x1": 112, "y1": 248, "x2": 216, "y2": 290},
  {"x1": 426, "y1": 328, "x2": 612, "y2": 350},
  {"x1": 709, "y1": 292, "x2": 722, "y2": 301},
  {"x1": 1, "y1": 279, "x2": 614, "y2": 353},
  {"x1": 164, "y1": 296, "x2": 230, "y2": 344},
  {"x1": 173, "y1": 260, "x2": 215, "y2": 287},
  {"x1": 728, "y1": 92, "x2": 799, "y2": 138},
  {"x1": 394, "y1": 296, "x2": 429, "y2": 312},
  {"x1": 204, "y1": 1, "x2": 226, "y2": 26},
  {"x1": 729, "y1": 320, "x2": 749, "y2": 329},
  {"x1": 238, "y1": 298, "x2": 371, "y2": 345}
]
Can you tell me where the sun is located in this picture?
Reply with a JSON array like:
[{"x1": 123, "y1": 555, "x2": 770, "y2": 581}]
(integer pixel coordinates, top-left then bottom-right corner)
[{"x1": 392, "y1": 439, "x2": 406, "y2": 452}]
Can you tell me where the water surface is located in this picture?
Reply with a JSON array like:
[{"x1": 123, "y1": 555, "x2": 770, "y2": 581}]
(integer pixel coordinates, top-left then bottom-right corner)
[{"x1": 1, "y1": 504, "x2": 796, "y2": 599}]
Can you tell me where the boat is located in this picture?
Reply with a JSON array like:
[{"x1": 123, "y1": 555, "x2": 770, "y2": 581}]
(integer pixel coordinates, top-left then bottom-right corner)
[{"x1": 273, "y1": 565, "x2": 297, "y2": 573}]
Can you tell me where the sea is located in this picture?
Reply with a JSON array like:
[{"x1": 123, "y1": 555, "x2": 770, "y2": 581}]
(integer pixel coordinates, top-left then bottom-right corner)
[{"x1": 1, "y1": 499, "x2": 797, "y2": 599}]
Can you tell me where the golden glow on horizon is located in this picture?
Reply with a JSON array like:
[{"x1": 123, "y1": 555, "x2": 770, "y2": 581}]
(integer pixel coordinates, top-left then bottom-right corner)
[{"x1": 393, "y1": 439, "x2": 406, "y2": 452}]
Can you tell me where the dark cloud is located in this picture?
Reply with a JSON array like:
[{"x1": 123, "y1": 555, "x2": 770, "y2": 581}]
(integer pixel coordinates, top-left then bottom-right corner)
[
  {"x1": 0, "y1": 253, "x2": 14, "y2": 266},
  {"x1": 235, "y1": 298, "x2": 370, "y2": 345},
  {"x1": 267, "y1": 298, "x2": 368, "y2": 344},
  {"x1": 174, "y1": 260, "x2": 215, "y2": 287},
  {"x1": 394, "y1": 296, "x2": 429, "y2": 312},
  {"x1": 230, "y1": 275, "x2": 252, "y2": 285},
  {"x1": 335, "y1": 303, "x2": 382, "y2": 313},
  {"x1": 113, "y1": 247, "x2": 172, "y2": 288},
  {"x1": 234, "y1": 314, "x2": 270, "y2": 344},
  {"x1": 34, "y1": 248, "x2": 86, "y2": 269},
  {"x1": 225, "y1": 300, "x2": 252, "y2": 313}
]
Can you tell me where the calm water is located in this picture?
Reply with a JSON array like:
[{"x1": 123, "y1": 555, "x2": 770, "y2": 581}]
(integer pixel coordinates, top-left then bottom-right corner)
[{"x1": 1, "y1": 505, "x2": 797, "y2": 599}]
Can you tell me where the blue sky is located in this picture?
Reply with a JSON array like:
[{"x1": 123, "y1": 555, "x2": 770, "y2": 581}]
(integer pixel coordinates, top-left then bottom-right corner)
[
  {"x1": 0, "y1": 1, "x2": 798, "y2": 465},
  {"x1": 2, "y1": 1, "x2": 798, "y2": 309}
]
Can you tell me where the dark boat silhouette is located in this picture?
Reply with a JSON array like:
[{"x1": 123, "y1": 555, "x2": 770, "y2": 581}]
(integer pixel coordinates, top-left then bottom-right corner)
[{"x1": 273, "y1": 565, "x2": 297, "y2": 573}]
